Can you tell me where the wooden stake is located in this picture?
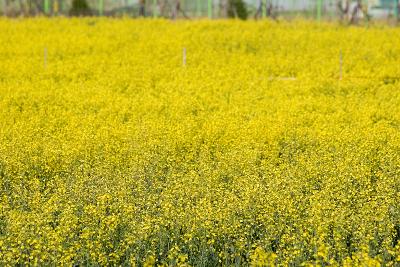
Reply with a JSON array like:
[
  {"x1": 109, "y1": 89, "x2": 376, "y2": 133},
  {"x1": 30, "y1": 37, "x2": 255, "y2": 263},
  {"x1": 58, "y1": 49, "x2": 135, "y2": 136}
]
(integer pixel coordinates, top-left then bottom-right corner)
[
  {"x1": 44, "y1": 48, "x2": 48, "y2": 69},
  {"x1": 183, "y1": 48, "x2": 186, "y2": 67},
  {"x1": 339, "y1": 51, "x2": 343, "y2": 80}
]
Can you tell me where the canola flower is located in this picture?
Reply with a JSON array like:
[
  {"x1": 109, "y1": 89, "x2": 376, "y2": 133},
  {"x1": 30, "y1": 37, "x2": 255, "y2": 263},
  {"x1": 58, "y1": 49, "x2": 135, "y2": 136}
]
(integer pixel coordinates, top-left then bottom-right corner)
[{"x1": 0, "y1": 18, "x2": 400, "y2": 266}]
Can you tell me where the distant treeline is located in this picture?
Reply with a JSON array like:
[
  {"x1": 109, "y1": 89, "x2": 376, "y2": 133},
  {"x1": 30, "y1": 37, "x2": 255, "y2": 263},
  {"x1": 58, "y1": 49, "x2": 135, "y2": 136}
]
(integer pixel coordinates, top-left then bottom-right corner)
[{"x1": 0, "y1": 0, "x2": 399, "y2": 24}]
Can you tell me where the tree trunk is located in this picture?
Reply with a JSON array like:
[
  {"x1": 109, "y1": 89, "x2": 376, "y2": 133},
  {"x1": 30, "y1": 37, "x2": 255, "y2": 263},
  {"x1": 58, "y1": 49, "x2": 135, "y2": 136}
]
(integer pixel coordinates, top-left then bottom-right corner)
[
  {"x1": 349, "y1": 0, "x2": 362, "y2": 24},
  {"x1": 337, "y1": 0, "x2": 349, "y2": 21}
]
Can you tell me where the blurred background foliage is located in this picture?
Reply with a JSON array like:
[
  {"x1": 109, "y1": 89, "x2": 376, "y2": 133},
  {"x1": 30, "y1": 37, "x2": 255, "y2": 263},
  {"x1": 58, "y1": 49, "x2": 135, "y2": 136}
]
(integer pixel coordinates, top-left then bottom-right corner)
[{"x1": 0, "y1": 0, "x2": 399, "y2": 23}]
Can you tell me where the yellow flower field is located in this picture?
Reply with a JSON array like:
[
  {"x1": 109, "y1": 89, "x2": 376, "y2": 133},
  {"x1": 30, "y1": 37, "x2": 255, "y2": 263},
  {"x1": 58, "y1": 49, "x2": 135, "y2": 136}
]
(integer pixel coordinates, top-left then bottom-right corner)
[{"x1": 0, "y1": 18, "x2": 400, "y2": 266}]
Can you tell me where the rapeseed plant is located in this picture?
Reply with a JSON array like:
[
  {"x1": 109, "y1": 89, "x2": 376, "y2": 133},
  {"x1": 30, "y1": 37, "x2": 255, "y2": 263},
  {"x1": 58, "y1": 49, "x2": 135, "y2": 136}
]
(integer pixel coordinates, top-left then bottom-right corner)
[{"x1": 0, "y1": 18, "x2": 399, "y2": 266}]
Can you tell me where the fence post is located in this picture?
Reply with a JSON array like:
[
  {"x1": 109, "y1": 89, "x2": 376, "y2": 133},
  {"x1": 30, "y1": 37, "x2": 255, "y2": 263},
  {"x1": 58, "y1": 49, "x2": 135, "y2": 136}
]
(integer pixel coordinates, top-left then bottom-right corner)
[
  {"x1": 98, "y1": 0, "x2": 104, "y2": 16},
  {"x1": 44, "y1": 0, "x2": 50, "y2": 14},
  {"x1": 44, "y1": 47, "x2": 48, "y2": 69},
  {"x1": 208, "y1": 0, "x2": 212, "y2": 18},
  {"x1": 339, "y1": 51, "x2": 343, "y2": 80},
  {"x1": 183, "y1": 48, "x2": 186, "y2": 67}
]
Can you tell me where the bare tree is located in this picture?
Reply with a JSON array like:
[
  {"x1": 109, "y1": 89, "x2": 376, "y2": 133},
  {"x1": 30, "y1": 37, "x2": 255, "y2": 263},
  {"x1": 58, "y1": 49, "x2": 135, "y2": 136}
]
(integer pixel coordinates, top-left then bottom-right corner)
[
  {"x1": 158, "y1": 0, "x2": 167, "y2": 17},
  {"x1": 349, "y1": 0, "x2": 363, "y2": 24},
  {"x1": 27, "y1": 0, "x2": 41, "y2": 15},
  {"x1": 171, "y1": 0, "x2": 189, "y2": 20},
  {"x1": 220, "y1": 0, "x2": 228, "y2": 18},
  {"x1": 255, "y1": 0, "x2": 274, "y2": 20},
  {"x1": 397, "y1": 0, "x2": 400, "y2": 21},
  {"x1": 17, "y1": 0, "x2": 25, "y2": 15},
  {"x1": 337, "y1": 0, "x2": 364, "y2": 24},
  {"x1": 139, "y1": 0, "x2": 145, "y2": 16},
  {"x1": 337, "y1": 0, "x2": 349, "y2": 21},
  {"x1": 171, "y1": 0, "x2": 178, "y2": 19}
]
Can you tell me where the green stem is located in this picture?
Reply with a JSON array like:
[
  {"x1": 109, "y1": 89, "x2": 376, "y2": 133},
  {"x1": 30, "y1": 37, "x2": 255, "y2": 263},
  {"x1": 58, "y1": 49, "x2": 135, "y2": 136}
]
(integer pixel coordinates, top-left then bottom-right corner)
[
  {"x1": 44, "y1": 0, "x2": 50, "y2": 14},
  {"x1": 317, "y1": 0, "x2": 322, "y2": 21},
  {"x1": 153, "y1": 0, "x2": 157, "y2": 17},
  {"x1": 98, "y1": 0, "x2": 104, "y2": 16},
  {"x1": 262, "y1": 0, "x2": 266, "y2": 18}
]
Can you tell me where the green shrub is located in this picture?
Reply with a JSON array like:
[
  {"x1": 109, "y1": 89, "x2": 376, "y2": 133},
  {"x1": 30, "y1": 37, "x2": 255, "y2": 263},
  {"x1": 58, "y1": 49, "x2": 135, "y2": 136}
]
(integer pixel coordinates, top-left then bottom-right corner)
[
  {"x1": 228, "y1": 0, "x2": 248, "y2": 20},
  {"x1": 70, "y1": 0, "x2": 92, "y2": 16}
]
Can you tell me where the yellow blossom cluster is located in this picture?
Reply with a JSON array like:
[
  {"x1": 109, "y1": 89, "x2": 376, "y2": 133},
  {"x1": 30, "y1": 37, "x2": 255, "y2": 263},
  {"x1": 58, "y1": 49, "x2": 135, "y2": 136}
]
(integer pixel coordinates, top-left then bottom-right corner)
[{"x1": 0, "y1": 18, "x2": 400, "y2": 266}]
